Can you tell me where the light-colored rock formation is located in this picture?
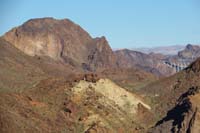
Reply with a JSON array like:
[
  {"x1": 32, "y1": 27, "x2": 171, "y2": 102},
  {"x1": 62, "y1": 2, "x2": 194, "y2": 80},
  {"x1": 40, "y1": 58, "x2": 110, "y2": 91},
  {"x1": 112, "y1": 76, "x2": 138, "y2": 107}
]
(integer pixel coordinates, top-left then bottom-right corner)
[{"x1": 71, "y1": 78, "x2": 151, "y2": 114}]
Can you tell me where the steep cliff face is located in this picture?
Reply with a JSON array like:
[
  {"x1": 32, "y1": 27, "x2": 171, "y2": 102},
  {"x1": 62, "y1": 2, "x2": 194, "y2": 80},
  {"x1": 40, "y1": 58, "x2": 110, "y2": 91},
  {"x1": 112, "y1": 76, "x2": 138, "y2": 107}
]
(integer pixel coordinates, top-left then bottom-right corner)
[
  {"x1": 3, "y1": 17, "x2": 117, "y2": 71},
  {"x1": 87, "y1": 37, "x2": 118, "y2": 71}
]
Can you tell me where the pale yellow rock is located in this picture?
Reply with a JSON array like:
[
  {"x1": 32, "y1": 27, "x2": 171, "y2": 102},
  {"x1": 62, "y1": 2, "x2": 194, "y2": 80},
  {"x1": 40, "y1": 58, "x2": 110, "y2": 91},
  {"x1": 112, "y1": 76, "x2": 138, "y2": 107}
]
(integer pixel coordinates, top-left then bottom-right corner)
[{"x1": 72, "y1": 78, "x2": 151, "y2": 114}]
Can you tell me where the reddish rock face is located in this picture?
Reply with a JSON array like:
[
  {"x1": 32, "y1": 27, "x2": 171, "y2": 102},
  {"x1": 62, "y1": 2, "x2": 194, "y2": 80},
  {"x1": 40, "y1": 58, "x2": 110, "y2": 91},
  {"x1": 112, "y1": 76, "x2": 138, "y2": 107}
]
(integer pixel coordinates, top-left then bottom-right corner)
[
  {"x1": 87, "y1": 37, "x2": 118, "y2": 71},
  {"x1": 3, "y1": 17, "x2": 118, "y2": 71}
]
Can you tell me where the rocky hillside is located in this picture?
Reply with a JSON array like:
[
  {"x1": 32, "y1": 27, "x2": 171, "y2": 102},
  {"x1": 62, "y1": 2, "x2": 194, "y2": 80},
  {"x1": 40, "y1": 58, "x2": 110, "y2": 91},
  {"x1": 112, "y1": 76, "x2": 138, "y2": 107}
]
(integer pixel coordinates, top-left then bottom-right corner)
[
  {"x1": 115, "y1": 49, "x2": 174, "y2": 76},
  {"x1": 136, "y1": 58, "x2": 200, "y2": 132},
  {"x1": 0, "y1": 37, "x2": 81, "y2": 92},
  {"x1": 0, "y1": 74, "x2": 155, "y2": 133},
  {"x1": 0, "y1": 37, "x2": 45, "y2": 92},
  {"x1": 100, "y1": 68, "x2": 158, "y2": 93},
  {"x1": 3, "y1": 17, "x2": 117, "y2": 71},
  {"x1": 115, "y1": 44, "x2": 200, "y2": 77},
  {"x1": 152, "y1": 87, "x2": 200, "y2": 133}
]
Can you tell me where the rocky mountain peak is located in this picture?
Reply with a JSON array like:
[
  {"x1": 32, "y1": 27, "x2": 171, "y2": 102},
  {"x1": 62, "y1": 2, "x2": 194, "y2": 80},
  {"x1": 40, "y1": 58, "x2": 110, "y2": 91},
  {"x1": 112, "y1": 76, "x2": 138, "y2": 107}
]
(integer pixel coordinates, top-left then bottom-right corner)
[
  {"x1": 3, "y1": 17, "x2": 118, "y2": 71},
  {"x1": 21, "y1": 17, "x2": 89, "y2": 35},
  {"x1": 3, "y1": 18, "x2": 92, "y2": 60},
  {"x1": 177, "y1": 44, "x2": 200, "y2": 59},
  {"x1": 93, "y1": 36, "x2": 112, "y2": 51},
  {"x1": 186, "y1": 44, "x2": 194, "y2": 50}
]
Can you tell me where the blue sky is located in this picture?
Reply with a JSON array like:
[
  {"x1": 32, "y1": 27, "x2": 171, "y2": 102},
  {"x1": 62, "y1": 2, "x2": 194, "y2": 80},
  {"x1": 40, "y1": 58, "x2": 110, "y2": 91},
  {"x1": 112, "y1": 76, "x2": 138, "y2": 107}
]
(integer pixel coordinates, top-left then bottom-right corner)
[{"x1": 0, "y1": 0, "x2": 200, "y2": 48}]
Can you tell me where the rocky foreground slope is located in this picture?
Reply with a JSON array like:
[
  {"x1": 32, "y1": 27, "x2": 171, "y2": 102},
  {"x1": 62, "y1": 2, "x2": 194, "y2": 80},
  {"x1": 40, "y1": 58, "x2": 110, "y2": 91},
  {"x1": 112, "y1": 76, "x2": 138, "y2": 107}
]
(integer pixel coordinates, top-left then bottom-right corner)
[
  {"x1": 0, "y1": 74, "x2": 156, "y2": 133},
  {"x1": 152, "y1": 87, "x2": 200, "y2": 133},
  {"x1": 137, "y1": 58, "x2": 200, "y2": 133}
]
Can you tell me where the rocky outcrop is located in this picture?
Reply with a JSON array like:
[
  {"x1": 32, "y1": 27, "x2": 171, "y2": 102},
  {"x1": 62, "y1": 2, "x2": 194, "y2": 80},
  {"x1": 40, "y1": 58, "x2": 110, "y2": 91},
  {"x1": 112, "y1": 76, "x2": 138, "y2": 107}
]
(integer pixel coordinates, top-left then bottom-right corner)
[
  {"x1": 86, "y1": 37, "x2": 118, "y2": 71},
  {"x1": 70, "y1": 78, "x2": 154, "y2": 131},
  {"x1": 186, "y1": 58, "x2": 200, "y2": 73},
  {"x1": 152, "y1": 87, "x2": 200, "y2": 133},
  {"x1": 178, "y1": 44, "x2": 200, "y2": 59},
  {"x1": 3, "y1": 17, "x2": 118, "y2": 71},
  {"x1": 140, "y1": 58, "x2": 200, "y2": 133},
  {"x1": 165, "y1": 44, "x2": 200, "y2": 66}
]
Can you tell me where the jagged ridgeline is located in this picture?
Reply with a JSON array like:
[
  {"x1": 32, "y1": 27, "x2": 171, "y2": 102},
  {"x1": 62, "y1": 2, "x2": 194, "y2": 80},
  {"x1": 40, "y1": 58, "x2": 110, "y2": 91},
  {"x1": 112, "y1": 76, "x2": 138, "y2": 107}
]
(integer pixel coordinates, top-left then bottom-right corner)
[{"x1": 3, "y1": 18, "x2": 118, "y2": 72}]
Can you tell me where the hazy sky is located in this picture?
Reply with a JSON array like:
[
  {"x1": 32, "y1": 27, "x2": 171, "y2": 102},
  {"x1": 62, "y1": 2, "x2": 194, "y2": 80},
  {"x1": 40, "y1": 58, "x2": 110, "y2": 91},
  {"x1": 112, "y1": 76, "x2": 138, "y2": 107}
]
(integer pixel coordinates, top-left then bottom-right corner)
[{"x1": 0, "y1": 0, "x2": 200, "y2": 48}]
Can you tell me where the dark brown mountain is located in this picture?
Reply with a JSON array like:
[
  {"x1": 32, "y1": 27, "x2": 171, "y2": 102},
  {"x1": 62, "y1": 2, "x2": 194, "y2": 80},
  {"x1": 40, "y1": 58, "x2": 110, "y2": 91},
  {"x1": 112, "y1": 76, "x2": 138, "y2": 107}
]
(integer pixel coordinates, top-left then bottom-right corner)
[{"x1": 3, "y1": 17, "x2": 117, "y2": 71}]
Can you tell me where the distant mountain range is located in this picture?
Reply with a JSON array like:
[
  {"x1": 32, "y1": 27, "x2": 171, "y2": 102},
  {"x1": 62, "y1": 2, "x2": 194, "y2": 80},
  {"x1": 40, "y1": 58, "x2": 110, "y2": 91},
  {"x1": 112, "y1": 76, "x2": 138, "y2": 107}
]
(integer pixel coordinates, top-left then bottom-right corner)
[
  {"x1": 114, "y1": 44, "x2": 200, "y2": 76},
  {"x1": 113, "y1": 45, "x2": 186, "y2": 55},
  {"x1": 132, "y1": 45, "x2": 187, "y2": 55},
  {"x1": 115, "y1": 44, "x2": 200, "y2": 56}
]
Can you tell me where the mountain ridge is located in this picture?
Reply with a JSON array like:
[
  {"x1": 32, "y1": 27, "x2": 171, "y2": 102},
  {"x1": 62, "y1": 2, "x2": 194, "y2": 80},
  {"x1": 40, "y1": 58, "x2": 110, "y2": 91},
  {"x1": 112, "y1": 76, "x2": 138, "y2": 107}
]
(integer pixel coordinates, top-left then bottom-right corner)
[{"x1": 3, "y1": 17, "x2": 118, "y2": 71}]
